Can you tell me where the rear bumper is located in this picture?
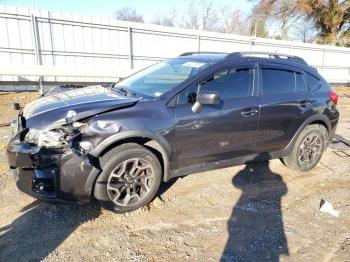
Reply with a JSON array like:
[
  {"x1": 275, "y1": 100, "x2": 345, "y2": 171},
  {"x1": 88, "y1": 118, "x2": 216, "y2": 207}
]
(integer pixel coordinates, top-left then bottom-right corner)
[
  {"x1": 327, "y1": 117, "x2": 339, "y2": 147},
  {"x1": 7, "y1": 140, "x2": 95, "y2": 203}
]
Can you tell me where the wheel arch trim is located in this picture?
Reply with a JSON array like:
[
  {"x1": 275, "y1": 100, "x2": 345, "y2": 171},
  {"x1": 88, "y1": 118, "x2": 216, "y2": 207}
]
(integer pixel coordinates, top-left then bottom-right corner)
[
  {"x1": 91, "y1": 130, "x2": 171, "y2": 159},
  {"x1": 285, "y1": 114, "x2": 331, "y2": 152},
  {"x1": 85, "y1": 130, "x2": 172, "y2": 197}
]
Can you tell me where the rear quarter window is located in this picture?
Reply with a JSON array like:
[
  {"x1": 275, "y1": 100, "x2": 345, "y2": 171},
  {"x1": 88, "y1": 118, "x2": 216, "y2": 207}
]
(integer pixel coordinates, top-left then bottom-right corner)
[
  {"x1": 306, "y1": 73, "x2": 321, "y2": 92},
  {"x1": 321, "y1": 78, "x2": 331, "y2": 92},
  {"x1": 295, "y1": 73, "x2": 307, "y2": 93}
]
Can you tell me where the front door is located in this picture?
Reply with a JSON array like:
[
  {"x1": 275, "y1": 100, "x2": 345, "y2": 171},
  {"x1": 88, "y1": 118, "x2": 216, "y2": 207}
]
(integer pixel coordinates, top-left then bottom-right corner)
[{"x1": 174, "y1": 64, "x2": 259, "y2": 169}]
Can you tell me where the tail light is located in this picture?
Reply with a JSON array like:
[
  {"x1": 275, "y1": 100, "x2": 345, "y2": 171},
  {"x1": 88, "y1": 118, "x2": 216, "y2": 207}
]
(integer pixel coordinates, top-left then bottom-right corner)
[{"x1": 328, "y1": 90, "x2": 338, "y2": 105}]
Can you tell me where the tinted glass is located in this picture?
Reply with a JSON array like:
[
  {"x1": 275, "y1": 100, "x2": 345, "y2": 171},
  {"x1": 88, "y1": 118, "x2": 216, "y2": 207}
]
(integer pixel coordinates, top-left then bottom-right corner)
[
  {"x1": 320, "y1": 78, "x2": 331, "y2": 91},
  {"x1": 178, "y1": 68, "x2": 252, "y2": 104},
  {"x1": 295, "y1": 73, "x2": 306, "y2": 93},
  {"x1": 262, "y1": 69, "x2": 295, "y2": 95},
  {"x1": 201, "y1": 69, "x2": 228, "y2": 95},
  {"x1": 306, "y1": 73, "x2": 321, "y2": 92},
  {"x1": 225, "y1": 69, "x2": 252, "y2": 98},
  {"x1": 178, "y1": 84, "x2": 198, "y2": 104},
  {"x1": 201, "y1": 68, "x2": 252, "y2": 99},
  {"x1": 114, "y1": 58, "x2": 211, "y2": 98}
]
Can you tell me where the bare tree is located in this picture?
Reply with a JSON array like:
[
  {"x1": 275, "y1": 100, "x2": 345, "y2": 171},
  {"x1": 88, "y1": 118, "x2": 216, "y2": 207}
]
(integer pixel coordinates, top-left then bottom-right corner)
[
  {"x1": 249, "y1": 16, "x2": 269, "y2": 38},
  {"x1": 248, "y1": 1, "x2": 293, "y2": 39},
  {"x1": 219, "y1": 7, "x2": 248, "y2": 35},
  {"x1": 179, "y1": 0, "x2": 220, "y2": 31},
  {"x1": 291, "y1": 19, "x2": 317, "y2": 43},
  {"x1": 246, "y1": 3, "x2": 270, "y2": 38},
  {"x1": 114, "y1": 7, "x2": 144, "y2": 23},
  {"x1": 180, "y1": 0, "x2": 199, "y2": 29},
  {"x1": 251, "y1": 0, "x2": 350, "y2": 45},
  {"x1": 199, "y1": 0, "x2": 218, "y2": 31},
  {"x1": 152, "y1": 8, "x2": 177, "y2": 27}
]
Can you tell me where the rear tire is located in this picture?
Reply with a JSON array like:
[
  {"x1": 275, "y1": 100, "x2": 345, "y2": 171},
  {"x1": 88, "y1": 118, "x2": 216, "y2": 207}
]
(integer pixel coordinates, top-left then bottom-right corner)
[
  {"x1": 94, "y1": 143, "x2": 162, "y2": 213},
  {"x1": 282, "y1": 124, "x2": 327, "y2": 171}
]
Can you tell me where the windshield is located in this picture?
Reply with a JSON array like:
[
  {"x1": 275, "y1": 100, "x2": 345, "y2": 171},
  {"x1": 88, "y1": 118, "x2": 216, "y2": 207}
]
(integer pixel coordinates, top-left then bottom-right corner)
[{"x1": 114, "y1": 58, "x2": 211, "y2": 98}]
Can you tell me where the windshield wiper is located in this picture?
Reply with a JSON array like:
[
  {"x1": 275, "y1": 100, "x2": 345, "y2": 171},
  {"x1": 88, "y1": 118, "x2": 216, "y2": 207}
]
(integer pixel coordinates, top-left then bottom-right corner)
[
  {"x1": 114, "y1": 86, "x2": 128, "y2": 96},
  {"x1": 110, "y1": 84, "x2": 136, "y2": 97}
]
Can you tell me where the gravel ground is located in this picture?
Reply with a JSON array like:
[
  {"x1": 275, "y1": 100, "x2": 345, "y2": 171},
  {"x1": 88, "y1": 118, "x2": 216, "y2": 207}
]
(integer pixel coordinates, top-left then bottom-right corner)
[{"x1": 0, "y1": 89, "x2": 349, "y2": 261}]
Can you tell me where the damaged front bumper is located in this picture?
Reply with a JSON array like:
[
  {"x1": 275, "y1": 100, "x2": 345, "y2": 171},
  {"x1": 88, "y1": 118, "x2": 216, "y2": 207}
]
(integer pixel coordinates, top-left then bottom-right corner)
[{"x1": 7, "y1": 138, "x2": 96, "y2": 203}]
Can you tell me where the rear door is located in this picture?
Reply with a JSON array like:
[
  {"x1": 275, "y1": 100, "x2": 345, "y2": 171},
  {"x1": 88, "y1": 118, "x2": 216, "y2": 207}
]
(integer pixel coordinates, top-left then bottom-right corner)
[
  {"x1": 256, "y1": 63, "x2": 312, "y2": 152},
  {"x1": 174, "y1": 63, "x2": 259, "y2": 169}
]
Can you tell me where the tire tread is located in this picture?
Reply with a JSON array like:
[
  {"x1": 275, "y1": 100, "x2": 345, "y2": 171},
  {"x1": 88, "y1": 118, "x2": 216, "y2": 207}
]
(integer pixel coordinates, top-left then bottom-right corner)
[
  {"x1": 282, "y1": 124, "x2": 326, "y2": 171},
  {"x1": 95, "y1": 143, "x2": 162, "y2": 213}
]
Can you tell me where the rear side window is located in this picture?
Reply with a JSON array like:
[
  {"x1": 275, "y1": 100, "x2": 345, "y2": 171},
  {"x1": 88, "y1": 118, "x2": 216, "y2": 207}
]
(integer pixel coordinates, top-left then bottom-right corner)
[
  {"x1": 295, "y1": 73, "x2": 307, "y2": 93},
  {"x1": 306, "y1": 73, "x2": 321, "y2": 92},
  {"x1": 262, "y1": 69, "x2": 295, "y2": 95}
]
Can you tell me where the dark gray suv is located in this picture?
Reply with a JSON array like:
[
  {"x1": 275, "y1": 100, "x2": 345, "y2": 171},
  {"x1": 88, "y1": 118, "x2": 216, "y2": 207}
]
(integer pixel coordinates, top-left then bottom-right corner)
[{"x1": 7, "y1": 51, "x2": 339, "y2": 212}]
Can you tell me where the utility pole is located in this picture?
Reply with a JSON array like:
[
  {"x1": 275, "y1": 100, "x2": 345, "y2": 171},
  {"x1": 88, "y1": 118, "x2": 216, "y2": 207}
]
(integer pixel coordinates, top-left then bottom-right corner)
[{"x1": 254, "y1": 22, "x2": 257, "y2": 38}]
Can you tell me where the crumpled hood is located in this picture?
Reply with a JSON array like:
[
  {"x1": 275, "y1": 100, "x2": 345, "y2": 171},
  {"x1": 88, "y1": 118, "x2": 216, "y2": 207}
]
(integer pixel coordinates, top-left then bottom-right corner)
[{"x1": 22, "y1": 85, "x2": 139, "y2": 129}]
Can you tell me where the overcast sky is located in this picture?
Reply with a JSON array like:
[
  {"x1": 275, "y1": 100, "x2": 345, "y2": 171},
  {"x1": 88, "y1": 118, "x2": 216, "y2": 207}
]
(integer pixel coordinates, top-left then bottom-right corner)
[{"x1": 1, "y1": 0, "x2": 254, "y2": 21}]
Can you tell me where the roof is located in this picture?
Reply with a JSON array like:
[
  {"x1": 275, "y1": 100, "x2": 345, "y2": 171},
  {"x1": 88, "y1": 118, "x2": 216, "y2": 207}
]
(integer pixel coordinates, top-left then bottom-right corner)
[
  {"x1": 178, "y1": 51, "x2": 309, "y2": 67},
  {"x1": 178, "y1": 53, "x2": 227, "y2": 62}
]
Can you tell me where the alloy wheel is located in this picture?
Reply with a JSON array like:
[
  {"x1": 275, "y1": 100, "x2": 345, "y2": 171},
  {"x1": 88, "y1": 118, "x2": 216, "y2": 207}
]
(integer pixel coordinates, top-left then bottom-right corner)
[
  {"x1": 107, "y1": 158, "x2": 154, "y2": 206},
  {"x1": 298, "y1": 133, "x2": 322, "y2": 168}
]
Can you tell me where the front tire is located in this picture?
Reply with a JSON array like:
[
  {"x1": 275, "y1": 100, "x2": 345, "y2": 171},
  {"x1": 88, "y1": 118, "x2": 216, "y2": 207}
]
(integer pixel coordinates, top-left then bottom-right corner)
[
  {"x1": 282, "y1": 124, "x2": 327, "y2": 171},
  {"x1": 94, "y1": 143, "x2": 162, "y2": 213}
]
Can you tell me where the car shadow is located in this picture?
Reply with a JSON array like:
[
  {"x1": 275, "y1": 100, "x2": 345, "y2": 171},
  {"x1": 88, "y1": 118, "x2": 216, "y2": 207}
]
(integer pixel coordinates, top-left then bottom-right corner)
[
  {"x1": 155, "y1": 178, "x2": 179, "y2": 202},
  {"x1": 221, "y1": 160, "x2": 289, "y2": 261},
  {"x1": 0, "y1": 201, "x2": 101, "y2": 261}
]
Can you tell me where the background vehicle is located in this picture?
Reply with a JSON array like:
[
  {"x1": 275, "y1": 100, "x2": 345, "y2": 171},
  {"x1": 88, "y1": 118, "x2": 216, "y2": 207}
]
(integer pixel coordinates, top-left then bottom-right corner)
[{"x1": 7, "y1": 51, "x2": 339, "y2": 213}]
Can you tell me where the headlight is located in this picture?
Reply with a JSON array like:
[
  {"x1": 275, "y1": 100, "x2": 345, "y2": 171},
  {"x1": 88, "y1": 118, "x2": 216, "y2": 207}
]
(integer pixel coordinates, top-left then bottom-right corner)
[
  {"x1": 24, "y1": 121, "x2": 86, "y2": 148},
  {"x1": 25, "y1": 129, "x2": 64, "y2": 147},
  {"x1": 25, "y1": 129, "x2": 40, "y2": 144},
  {"x1": 38, "y1": 130, "x2": 64, "y2": 147}
]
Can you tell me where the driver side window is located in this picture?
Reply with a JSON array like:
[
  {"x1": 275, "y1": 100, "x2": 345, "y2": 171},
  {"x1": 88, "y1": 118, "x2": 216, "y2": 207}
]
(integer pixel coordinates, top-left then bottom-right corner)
[
  {"x1": 177, "y1": 69, "x2": 228, "y2": 105},
  {"x1": 177, "y1": 67, "x2": 253, "y2": 105},
  {"x1": 178, "y1": 84, "x2": 198, "y2": 104}
]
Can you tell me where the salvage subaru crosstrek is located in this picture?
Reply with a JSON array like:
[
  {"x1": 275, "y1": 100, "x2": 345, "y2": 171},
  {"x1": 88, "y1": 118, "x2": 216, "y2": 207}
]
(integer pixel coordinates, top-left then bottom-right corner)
[{"x1": 7, "y1": 51, "x2": 339, "y2": 212}]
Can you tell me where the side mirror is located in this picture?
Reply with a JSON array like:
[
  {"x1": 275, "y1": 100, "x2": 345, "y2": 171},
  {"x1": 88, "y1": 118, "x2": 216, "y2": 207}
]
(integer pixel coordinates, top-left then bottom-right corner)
[
  {"x1": 197, "y1": 92, "x2": 220, "y2": 105},
  {"x1": 11, "y1": 103, "x2": 20, "y2": 110},
  {"x1": 191, "y1": 92, "x2": 220, "y2": 113}
]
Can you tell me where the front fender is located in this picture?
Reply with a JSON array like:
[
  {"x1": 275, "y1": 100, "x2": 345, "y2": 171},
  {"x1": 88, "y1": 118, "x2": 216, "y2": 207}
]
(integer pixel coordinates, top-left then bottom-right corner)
[
  {"x1": 85, "y1": 130, "x2": 172, "y2": 197},
  {"x1": 90, "y1": 130, "x2": 171, "y2": 159}
]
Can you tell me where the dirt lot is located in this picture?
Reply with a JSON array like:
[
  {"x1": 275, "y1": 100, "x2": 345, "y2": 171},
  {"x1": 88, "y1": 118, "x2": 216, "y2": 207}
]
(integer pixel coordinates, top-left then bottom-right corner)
[{"x1": 0, "y1": 89, "x2": 349, "y2": 261}]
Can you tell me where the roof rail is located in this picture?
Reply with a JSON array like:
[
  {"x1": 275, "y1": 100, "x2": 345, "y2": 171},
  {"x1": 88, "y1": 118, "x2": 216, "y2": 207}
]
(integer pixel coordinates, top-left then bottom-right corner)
[
  {"x1": 179, "y1": 51, "x2": 228, "y2": 56},
  {"x1": 225, "y1": 51, "x2": 308, "y2": 65}
]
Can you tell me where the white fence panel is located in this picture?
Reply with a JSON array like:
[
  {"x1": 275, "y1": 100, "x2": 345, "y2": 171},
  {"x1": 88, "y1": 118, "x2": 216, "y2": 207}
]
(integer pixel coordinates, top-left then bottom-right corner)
[{"x1": 0, "y1": 4, "x2": 349, "y2": 89}]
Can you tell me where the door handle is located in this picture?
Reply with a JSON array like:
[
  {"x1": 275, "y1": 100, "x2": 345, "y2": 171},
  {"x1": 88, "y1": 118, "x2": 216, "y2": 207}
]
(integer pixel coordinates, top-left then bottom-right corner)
[{"x1": 240, "y1": 109, "x2": 258, "y2": 117}]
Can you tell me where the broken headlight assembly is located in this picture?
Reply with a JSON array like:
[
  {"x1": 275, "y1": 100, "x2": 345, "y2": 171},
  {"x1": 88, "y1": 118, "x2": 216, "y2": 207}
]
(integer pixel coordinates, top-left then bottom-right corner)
[
  {"x1": 24, "y1": 110, "x2": 88, "y2": 148},
  {"x1": 24, "y1": 122, "x2": 86, "y2": 148}
]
